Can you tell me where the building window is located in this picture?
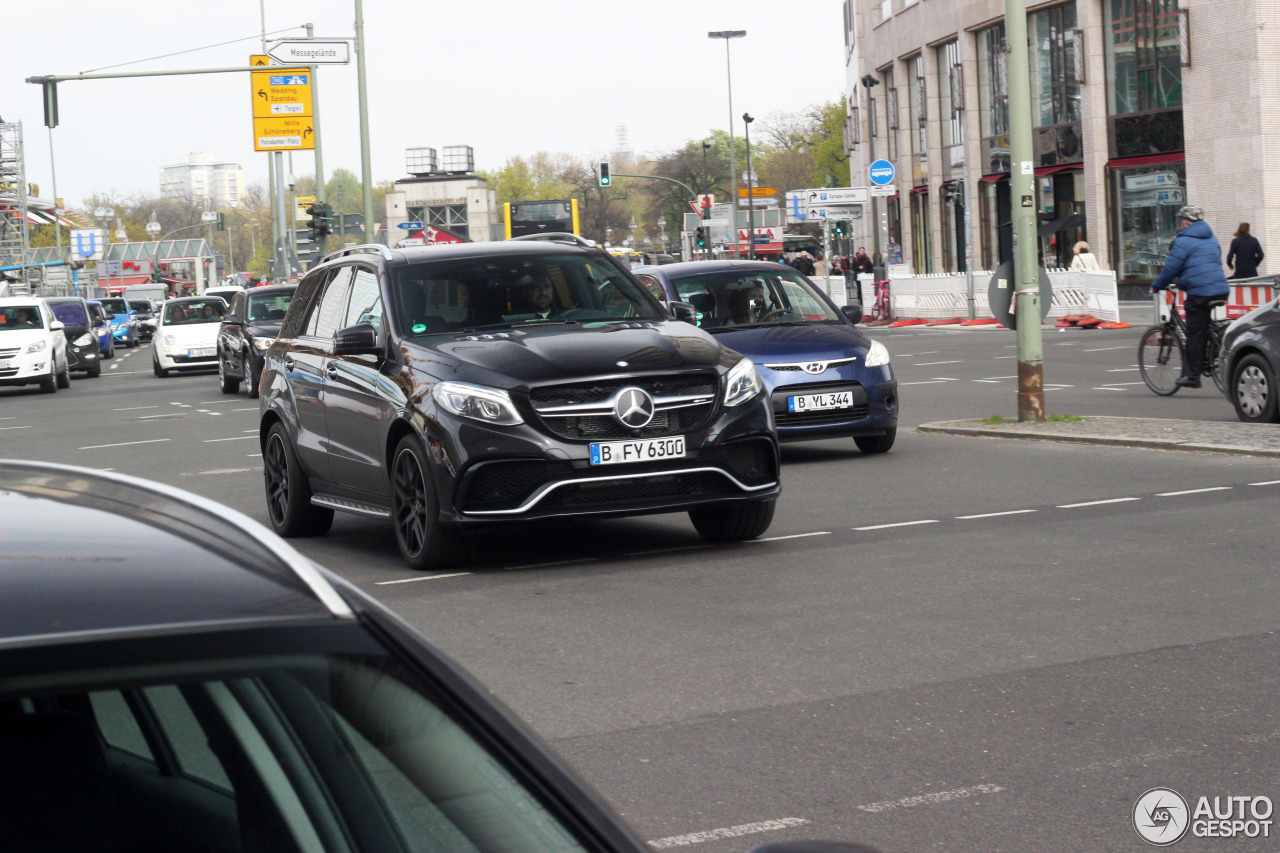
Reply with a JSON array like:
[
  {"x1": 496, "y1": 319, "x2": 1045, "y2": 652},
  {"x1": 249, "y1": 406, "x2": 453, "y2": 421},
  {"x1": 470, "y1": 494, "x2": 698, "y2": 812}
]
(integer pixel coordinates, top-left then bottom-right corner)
[
  {"x1": 978, "y1": 24, "x2": 1009, "y2": 139},
  {"x1": 938, "y1": 41, "x2": 964, "y2": 148},
  {"x1": 1105, "y1": 0, "x2": 1182, "y2": 116},
  {"x1": 910, "y1": 191, "x2": 932, "y2": 274},
  {"x1": 1030, "y1": 4, "x2": 1081, "y2": 127},
  {"x1": 908, "y1": 55, "x2": 926, "y2": 156},
  {"x1": 409, "y1": 204, "x2": 469, "y2": 239},
  {"x1": 883, "y1": 67, "x2": 899, "y2": 160},
  {"x1": 1112, "y1": 161, "x2": 1186, "y2": 283},
  {"x1": 873, "y1": 0, "x2": 892, "y2": 25}
]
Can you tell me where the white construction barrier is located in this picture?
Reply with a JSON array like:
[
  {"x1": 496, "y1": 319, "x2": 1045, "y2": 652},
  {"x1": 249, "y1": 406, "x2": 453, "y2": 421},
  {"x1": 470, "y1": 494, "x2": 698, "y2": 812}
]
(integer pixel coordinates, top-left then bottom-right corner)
[{"x1": 886, "y1": 268, "x2": 1120, "y2": 323}]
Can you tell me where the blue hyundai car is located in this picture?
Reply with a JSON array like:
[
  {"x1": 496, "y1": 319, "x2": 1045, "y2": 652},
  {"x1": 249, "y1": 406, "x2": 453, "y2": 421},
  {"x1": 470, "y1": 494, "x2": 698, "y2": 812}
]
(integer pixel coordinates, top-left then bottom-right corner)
[
  {"x1": 634, "y1": 260, "x2": 898, "y2": 451},
  {"x1": 96, "y1": 296, "x2": 139, "y2": 348}
]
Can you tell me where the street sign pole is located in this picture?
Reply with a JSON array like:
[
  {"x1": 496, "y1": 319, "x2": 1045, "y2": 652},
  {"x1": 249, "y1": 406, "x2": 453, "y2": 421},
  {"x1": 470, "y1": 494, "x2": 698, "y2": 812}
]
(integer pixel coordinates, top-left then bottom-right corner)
[
  {"x1": 354, "y1": 0, "x2": 375, "y2": 246},
  {"x1": 822, "y1": 218, "x2": 831, "y2": 293},
  {"x1": 1006, "y1": 0, "x2": 1045, "y2": 422},
  {"x1": 305, "y1": 24, "x2": 328, "y2": 261}
]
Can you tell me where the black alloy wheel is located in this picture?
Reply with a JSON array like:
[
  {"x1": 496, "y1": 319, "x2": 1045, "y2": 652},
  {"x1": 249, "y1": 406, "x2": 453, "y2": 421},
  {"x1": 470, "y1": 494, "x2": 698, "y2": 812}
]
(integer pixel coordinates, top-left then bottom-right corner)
[
  {"x1": 263, "y1": 423, "x2": 333, "y2": 537},
  {"x1": 391, "y1": 435, "x2": 470, "y2": 571}
]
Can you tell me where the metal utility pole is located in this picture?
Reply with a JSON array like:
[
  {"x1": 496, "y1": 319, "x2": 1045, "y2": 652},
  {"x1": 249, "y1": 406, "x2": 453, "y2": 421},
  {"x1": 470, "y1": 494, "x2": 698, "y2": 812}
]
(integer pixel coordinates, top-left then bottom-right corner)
[
  {"x1": 742, "y1": 113, "x2": 756, "y2": 260},
  {"x1": 261, "y1": 3, "x2": 278, "y2": 281},
  {"x1": 305, "y1": 22, "x2": 329, "y2": 259},
  {"x1": 1005, "y1": 0, "x2": 1045, "y2": 421},
  {"x1": 860, "y1": 75, "x2": 880, "y2": 271},
  {"x1": 354, "y1": 0, "x2": 375, "y2": 242},
  {"x1": 708, "y1": 30, "x2": 745, "y2": 257}
]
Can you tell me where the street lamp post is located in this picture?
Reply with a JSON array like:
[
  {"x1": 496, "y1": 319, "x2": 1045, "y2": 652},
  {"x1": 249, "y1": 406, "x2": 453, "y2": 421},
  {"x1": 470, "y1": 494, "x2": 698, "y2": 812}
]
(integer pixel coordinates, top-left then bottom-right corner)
[
  {"x1": 708, "y1": 30, "x2": 746, "y2": 258},
  {"x1": 742, "y1": 113, "x2": 756, "y2": 261},
  {"x1": 860, "y1": 74, "x2": 882, "y2": 275}
]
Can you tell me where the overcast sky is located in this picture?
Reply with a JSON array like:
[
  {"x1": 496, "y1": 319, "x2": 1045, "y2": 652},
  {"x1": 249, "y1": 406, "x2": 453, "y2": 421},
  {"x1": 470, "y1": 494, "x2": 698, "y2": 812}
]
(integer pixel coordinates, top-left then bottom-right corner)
[{"x1": 5, "y1": 1, "x2": 849, "y2": 208}]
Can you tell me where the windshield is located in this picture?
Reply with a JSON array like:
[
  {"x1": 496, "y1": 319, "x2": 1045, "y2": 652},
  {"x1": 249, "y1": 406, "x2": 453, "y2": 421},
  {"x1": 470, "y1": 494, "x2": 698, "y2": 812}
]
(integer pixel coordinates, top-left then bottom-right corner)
[
  {"x1": 246, "y1": 291, "x2": 294, "y2": 324},
  {"x1": 100, "y1": 298, "x2": 129, "y2": 315},
  {"x1": 163, "y1": 300, "x2": 226, "y2": 325},
  {"x1": 671, "y1": 268, "x2": 841, "y2": 329},
  {"x1": 0, "y1": 305, "x2": 44, "y2": 331},
  {"x1": 50, "y1": 302, "x2": 87, "y2": 325},
  {"x1": 393, "y1": 252, "x2": 664, "y2": 335},
  {"x1": 128, "y1": 301, "x2": 152, "y2": 313}
]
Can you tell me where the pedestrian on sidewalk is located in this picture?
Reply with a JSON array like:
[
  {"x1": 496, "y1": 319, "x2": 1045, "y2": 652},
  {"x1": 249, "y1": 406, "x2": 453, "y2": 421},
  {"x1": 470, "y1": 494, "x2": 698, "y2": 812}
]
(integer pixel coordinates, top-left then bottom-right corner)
[
  {"x1": 1226, "y1": 222, "x2": 1264, "y2": 279},
  {"x1": 1069, "y1": 241, "x2": 1100, "y2": 270},
  {"x1": 1150, "y1": 205, "x2": 1230, "y2": 389},
  {"x1": 812, "y1": 253, "x2": 828, "y2": 277},
  {"x1": 790, "y1": 251, "x2": 816, "y2": 276},
  {"x1": 852, "y1": 248, "x2": 875, "y2": 276}
]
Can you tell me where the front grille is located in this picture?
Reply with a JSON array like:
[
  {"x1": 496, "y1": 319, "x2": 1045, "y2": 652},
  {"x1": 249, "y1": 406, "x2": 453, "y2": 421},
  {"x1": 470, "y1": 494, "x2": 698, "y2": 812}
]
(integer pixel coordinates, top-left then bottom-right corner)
[
  {"x1": 772, "y1": 382, "x2": 870, "y2": 427},
  {"x1": 0, "y1": 347, "x2": 20, "y2": 360},
  {"x1": 532, "y1": 373, "x2": 719, "y2": 441},
  {"x1": 458, "y1": 459, "x2": 575, "y2": 511},
  {"x1": 698, "y1": 439, "x2": 777, "y2": 487},
  {"x1": 171, "y1": 354, "x2": 217, "y2": 364},
  {"x1": 539, "y1": 471, "x2": 737, "y2": 511}
]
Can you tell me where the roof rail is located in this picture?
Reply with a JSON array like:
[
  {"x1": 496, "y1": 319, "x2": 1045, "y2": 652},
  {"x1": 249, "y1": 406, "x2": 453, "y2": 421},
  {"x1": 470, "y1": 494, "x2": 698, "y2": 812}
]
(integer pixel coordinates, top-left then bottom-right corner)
[
  {"x1": 508, "y1": 232, "x2": 598, "y2": 249},
  {"x1": 319, "y1": 243, "x2": 396, "y2": 265}
]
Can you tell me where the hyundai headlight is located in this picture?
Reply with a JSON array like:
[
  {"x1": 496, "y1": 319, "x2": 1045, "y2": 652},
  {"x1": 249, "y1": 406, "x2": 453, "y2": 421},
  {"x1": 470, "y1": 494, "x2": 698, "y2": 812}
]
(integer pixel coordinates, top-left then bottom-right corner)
[
  {"x1": 865, "y1": 340, "x2": 891, "y2": 367},
  {"x1": 73, "y1": 334, "x2": 94, "y2": 347},
  {"x1": 253, "y1": 337, "x2": 275, "y2": 351},
  {"x1": 724, "y1": 357, "x2": 763, "y2": 407},
  {"x1": 432, "y1": 381, "x2": 523, "y2": 426},
  {"x1": 22, "y1": 340, "x2": 47, "y2": 355}
]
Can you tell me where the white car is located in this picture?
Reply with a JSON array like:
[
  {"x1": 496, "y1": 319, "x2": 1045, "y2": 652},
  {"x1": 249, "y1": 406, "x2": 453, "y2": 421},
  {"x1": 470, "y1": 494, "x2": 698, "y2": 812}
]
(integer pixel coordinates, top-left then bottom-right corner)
[
  {"x1": 152, "y1": 296, "x2": 227, "y2": 377},
  {"x1": 0, "y1": 297, "x2": 70, "y2": 393}
]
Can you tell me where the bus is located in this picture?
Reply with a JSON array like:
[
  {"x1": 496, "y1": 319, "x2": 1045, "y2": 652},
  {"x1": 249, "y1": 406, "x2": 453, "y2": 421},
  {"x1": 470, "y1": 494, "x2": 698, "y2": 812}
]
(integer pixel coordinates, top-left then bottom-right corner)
[{"x1": 504, "y1": 199, "x2": 580, "y2": 239}]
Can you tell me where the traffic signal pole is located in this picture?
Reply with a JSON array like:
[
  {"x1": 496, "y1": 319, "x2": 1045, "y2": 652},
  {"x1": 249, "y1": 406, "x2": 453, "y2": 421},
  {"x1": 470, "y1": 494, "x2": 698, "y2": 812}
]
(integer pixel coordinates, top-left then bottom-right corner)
[
  {"x1": 305, "y1": 22, "x2": 328, "y2": 261},
  {"x1": 1005, "y1": 0, "x2": 1046, "y2": 421}
]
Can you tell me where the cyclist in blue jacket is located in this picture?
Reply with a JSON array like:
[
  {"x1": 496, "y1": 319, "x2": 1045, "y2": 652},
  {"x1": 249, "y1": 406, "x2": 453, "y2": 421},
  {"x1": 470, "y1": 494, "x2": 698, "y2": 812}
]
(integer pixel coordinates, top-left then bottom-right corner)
[{"x1": 1151, "y1": 205, "x2": 1230, "y2": 389}]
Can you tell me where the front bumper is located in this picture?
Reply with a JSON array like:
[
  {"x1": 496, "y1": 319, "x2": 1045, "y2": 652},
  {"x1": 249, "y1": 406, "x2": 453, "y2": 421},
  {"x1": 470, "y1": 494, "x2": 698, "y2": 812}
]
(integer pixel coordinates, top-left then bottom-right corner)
[
  {"x1": 66, "y1": 342, "x2": 99, "y2": 372},
  {"x1": 762, "y1": 365, "x2": 898, "y2": 442},
  {"x1": 0, "y1": 353, "x2": 52, "y2": 386},
  {"x1": 111, "y1": 326, "x2": 136, "y2": 343}
]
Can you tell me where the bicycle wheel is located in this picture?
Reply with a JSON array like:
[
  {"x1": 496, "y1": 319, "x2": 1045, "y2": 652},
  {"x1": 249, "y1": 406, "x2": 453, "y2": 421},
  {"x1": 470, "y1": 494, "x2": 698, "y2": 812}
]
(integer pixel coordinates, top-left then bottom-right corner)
[
  {"x1": 1138, "y1": 325, "x2": 1185, "y2": 395},
  {"x1": 1206, "y1": 324, "x2": 1229, "y2": 394}
]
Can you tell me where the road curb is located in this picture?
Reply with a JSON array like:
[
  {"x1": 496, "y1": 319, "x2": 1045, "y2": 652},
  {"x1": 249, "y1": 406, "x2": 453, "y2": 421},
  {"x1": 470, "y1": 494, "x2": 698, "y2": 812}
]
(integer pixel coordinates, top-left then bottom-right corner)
[{"x1": 916, "y1": 417, "x2": 1280, "y2": 459}]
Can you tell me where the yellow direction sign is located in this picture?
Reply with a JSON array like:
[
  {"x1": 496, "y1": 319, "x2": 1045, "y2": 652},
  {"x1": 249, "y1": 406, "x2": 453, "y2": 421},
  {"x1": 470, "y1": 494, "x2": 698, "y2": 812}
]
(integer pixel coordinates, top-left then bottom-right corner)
[
  {"x1": 251, "y1": 67, "x2": 312, "y2": 119},
  {"x1": 249, "y1": 54, "x2": 270, "y2": 67},
  {"x1": 253, "y1": 116, "x2": 315, "y2": 152},
  {"x1": 738, "y1": 186, "x2": 777, "y2": 198}
]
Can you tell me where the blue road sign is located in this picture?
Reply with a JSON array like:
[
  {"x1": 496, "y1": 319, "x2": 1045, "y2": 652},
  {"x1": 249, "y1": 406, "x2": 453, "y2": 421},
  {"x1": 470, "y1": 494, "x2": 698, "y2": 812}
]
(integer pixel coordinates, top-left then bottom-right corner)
[
  {"x1": 397, "y1": 221, "x2": 423, "y2": 230},
  {"x1": 869, "y1": 160, "x2": 895, "y2": 186}
]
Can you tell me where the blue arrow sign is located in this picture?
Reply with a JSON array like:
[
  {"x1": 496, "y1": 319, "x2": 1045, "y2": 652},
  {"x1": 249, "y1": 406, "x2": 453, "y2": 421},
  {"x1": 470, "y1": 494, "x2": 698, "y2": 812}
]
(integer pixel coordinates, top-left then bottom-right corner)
[{"x1": 397, "y1": 221, "x2": 423, "y2": 230}]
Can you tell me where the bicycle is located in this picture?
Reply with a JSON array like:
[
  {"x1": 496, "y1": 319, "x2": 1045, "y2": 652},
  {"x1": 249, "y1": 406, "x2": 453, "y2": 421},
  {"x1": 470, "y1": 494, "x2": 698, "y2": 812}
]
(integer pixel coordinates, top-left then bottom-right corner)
[
  {"x1": 865, "y1": 279, "x2": 892, "y2": 322},
  {"x1": 1137, "y1": 287, "x2": 1229, "y2": 395}
]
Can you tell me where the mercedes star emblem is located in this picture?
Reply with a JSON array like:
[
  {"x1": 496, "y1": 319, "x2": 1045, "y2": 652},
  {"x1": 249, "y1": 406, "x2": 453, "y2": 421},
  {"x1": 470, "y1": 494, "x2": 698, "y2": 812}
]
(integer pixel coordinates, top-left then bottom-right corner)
[{"x1": 614, "y1": 387, "x2": 655, "y2": 429}]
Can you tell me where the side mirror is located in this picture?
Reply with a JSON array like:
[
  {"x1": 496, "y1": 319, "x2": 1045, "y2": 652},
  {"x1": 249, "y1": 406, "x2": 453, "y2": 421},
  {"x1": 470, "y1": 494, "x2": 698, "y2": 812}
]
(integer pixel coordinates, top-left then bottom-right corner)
[
  {"x1": 50, "y1": 320, "x2": 65, "y2": 331},
  {"x1": 668, "y1": 301, "x2": 697, "y2": 324},
  {"x1": 841, "y1": 303, "x2": 863, "y2": 325},
  {"x1": 334, "y1": 323, "x2": 380, "y2": 355}
]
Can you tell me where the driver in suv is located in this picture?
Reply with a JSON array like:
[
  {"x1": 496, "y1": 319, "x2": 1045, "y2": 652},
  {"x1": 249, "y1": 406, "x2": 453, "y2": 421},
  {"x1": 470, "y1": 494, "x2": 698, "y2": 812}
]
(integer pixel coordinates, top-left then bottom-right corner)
[{"x1": 259, "y1": 238, "x2": 780, "y2": 570}]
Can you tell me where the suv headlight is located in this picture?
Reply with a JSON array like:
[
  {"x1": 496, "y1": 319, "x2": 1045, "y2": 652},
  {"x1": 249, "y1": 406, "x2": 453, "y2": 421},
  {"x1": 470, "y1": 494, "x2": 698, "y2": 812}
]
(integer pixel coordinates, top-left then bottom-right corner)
[
  {"x1": 22, "y1": 340, "x2": 47, "y2": 355},
  {"x1": 724, "y1": 357, "x2": 762, "y2": 407},
  {"x1": 432, "y1": 381, "x2": 524, "y2": 426},
  {"x1": 865, "y1": 340, "x2": 891, "y2": 367},
  {"x1": 253, "y1": 337, "x2": 275, "y2": 351}
]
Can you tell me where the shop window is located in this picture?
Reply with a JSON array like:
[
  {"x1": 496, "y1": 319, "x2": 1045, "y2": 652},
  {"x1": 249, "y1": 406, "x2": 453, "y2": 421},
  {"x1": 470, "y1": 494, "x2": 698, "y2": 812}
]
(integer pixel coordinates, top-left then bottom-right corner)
[{"x1": 1112, "y1": 161, "x2": 1186, "y2": 283}]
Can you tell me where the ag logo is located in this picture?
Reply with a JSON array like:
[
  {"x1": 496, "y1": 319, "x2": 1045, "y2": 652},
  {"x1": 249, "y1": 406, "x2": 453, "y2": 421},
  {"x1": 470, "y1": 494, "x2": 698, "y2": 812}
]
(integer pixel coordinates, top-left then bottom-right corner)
[
  {"x1": 613, "y1": 387, "x2": 655, "y2": 429},
  {"x1": 802, "y1": 362, "x2": 827, "y2": 374},
  {"x1": 1134, "y1": 788, "x2": 1190, "y2": 846}
]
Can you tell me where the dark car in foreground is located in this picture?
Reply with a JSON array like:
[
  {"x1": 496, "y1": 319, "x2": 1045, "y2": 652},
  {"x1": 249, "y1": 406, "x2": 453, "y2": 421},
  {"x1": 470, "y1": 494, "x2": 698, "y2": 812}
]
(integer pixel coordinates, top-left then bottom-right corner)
[
  {"x1": 260, "y1": 238, "x2": 780, "y2": 570},
  {"x1": 635, "y1": 261, "x2": 898, "y2": 451},
  {"x1": 217, "y1": 284, "x2": 296, "y2": 397},
  {"x1": 1221, "y1": 292, "x2": 1280, "y2": 422},
  {"x1": 0, "y1": 459, "x2": 875, "y2": 853},
  {"x1": 45, "y1": 296, "x2": 103, "y2": 378}
]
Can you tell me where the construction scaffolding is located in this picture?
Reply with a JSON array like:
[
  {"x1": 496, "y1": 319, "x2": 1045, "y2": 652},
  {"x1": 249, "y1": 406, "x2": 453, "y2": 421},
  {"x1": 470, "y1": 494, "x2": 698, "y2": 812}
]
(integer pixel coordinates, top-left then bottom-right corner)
[{"x1": 0, "y1": 120, "x2": 33, "y2": 292}]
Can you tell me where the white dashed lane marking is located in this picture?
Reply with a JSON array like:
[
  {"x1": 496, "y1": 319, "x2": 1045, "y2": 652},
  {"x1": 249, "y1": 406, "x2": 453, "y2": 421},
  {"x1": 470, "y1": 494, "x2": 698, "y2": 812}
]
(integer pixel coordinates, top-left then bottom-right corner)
[
  {"x1": 375, "y1": 573, "x2": 473, "y2": 586},
  {"x1": 1249, "y1": 480, "x2": 1280, "y2": 486},
  {"x1": 0, "y1": 425, "x2": 32, "y2": 431},
  {"x1": 79, "y1": 438, "x2": 170, "y2": 450},
  {"x1": 1057, "y1": 497, "x2": 1141, "y2": 508},
  {"x1": 854, "y1": 519, "x2": 940, "y2": 531},
  {"x1": 856, "y1": 784, "x2": 1006, "y2": 814},
  {"x1": 1157, "y1": 487, "x2": 1232, "y2": 497},
  {"x1": 113, "y1": 405, "x2": 158, "y2": 411},
  {"x1": 753, "y1": 531, "x2": 832, "y2": 542},
  {"x1": 957, "y1": 509, "x2": 1038, "y2": 520},
  {"x1": 649, "y1": 818, "x2": 809, "y2": 849},
  {"x1": 914, "y1": 360, "x2": 963, "y2": 366}
]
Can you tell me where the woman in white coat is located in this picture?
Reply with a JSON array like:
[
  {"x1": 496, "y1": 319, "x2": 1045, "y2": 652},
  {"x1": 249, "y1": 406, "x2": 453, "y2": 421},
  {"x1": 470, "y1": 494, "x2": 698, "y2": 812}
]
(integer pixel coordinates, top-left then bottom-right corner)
[{"x1": 1070, "y1": 241, "x2": 1100, "y2": 270}]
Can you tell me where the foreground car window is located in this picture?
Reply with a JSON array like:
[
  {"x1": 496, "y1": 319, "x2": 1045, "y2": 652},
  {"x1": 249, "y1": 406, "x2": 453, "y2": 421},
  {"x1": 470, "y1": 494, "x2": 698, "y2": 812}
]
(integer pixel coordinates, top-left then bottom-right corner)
[
  {"x1": 2, "y1": 636, "x2": 587, "y2": 853},
  {"x1": 395, "y1": 253, "x2": 663, "y2": 334},
  {"x1": 674, "y1": 269, "x2": 842, "y2": 328}
]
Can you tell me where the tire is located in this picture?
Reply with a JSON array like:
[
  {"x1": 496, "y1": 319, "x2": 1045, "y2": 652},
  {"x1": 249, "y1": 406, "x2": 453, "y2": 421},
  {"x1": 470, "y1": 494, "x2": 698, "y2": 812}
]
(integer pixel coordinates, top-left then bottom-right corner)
[
  {"x1": 689, "y1": 499, "x2": 777, "y2": 542},
  {"x1": 152, "y1": 355, "x2": 169, "y2": 378},
  {"x1": 1232, "y1": 353, "x2": 1279, "y2": 424},
  {"x1": 56, "y1": 358, "x2": 71, "y2": 389},
  {"x1": 391, "y1": 435, "x2": 470, "y2": 571},
  {"x1": 218, "y1": 354, "x2": 240, "y2": 394},
  {"x1": 87, "y1": 359, "x2": 101, "y2": 378},
  {"x1": 247, "y1": 355, "x2": 262, "y2": 399},
  {"x1": 855, "y1": 427, "x2": 897, "y2": 454},
  {"x1": 263, "y1": 422, "x2": 334, "y2": 537},
  {"x1": 103, "y1": 341, "x2": 114, "y2": 359},
  {"x1": 1138, "y1": 326, "x2": 1184, "y2": 396},
  {"x1": 38, "y1": 362, "x2": 57, "y2": 394}
]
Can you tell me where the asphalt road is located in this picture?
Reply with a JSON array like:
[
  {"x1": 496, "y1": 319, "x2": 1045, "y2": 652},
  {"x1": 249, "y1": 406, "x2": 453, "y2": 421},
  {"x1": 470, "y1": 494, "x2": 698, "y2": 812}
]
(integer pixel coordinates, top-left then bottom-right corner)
[{"x1": 3, "y1": 328, "x2": 1277, "y2": 853}]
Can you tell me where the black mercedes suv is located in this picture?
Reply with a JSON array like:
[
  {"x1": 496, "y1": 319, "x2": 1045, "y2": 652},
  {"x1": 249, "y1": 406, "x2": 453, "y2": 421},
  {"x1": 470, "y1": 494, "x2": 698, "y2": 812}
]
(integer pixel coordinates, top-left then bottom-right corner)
[{"x1": 259, "y1": 237, "x2": 780, "y2": 569}]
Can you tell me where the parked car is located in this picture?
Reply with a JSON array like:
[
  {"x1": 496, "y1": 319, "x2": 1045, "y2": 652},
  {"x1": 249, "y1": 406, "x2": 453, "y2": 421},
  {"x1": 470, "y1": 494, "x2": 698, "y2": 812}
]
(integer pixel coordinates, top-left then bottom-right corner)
[
  {"x1": 0, "y1": 459, "x2": 876, "y2": 853},
  {"x1": 152, "y1": 296, "x2": 227, "y2": 377},
  {"x1": 128, "y1": 298, "x2": 160, "y2": 341},
  {"x1": 1221, "y1": 292, "x2": 1280, "y2": 423},
  {"x1": 44, "y1": 296, "x2": 102, "y2": 378},
  {"x1": 260, "y1": 238, "x2": 780, "y2": 570},
  {"x1": 635, "y1": 260, "x2": 898, "y2": 451},
  {"x1": 0, "y1": 297, "x2": 70, "y2": 392},
  {"x1": 97, "y1": 296, "x2": 140, "y2": 348},
  {"x1": 87, "y1": 300, "x2": 115, "y2": 358},
  {"x1": 217, "y1": 284, "x2": 296, "y2": 397}
]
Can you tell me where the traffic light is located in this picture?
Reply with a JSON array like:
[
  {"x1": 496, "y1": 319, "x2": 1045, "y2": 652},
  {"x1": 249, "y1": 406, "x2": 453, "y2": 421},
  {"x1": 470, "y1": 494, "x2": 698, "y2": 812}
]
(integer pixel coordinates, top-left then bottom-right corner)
[
  {"x1": 832, "y1": 220, "x2": 845, "y2": 236},
  {"x1": 150, "y1": 267, "x2": 163, "y2": 283},
  {"x1": 316, "y1": 203, "x2": 334, "y2": 238},
  {"x1": 598, "y1": 161, "x2": 611, "y2": 187},
  {"x1": 216, "y1": 212, "x2": 225, "y2": 232},
  {"x1": 695, "y1": 227, "x2": 706, "y2": 248}
]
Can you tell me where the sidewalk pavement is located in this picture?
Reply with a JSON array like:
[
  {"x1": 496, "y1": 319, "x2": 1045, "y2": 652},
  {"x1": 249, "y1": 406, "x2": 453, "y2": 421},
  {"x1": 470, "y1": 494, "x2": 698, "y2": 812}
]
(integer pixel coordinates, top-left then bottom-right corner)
[
  {"x1": 869, "y1": 301, "x2": 1159, "y2": 330},
  {"x1": 917, "y1": 416, "x2": 1280, "y2": 459}
]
